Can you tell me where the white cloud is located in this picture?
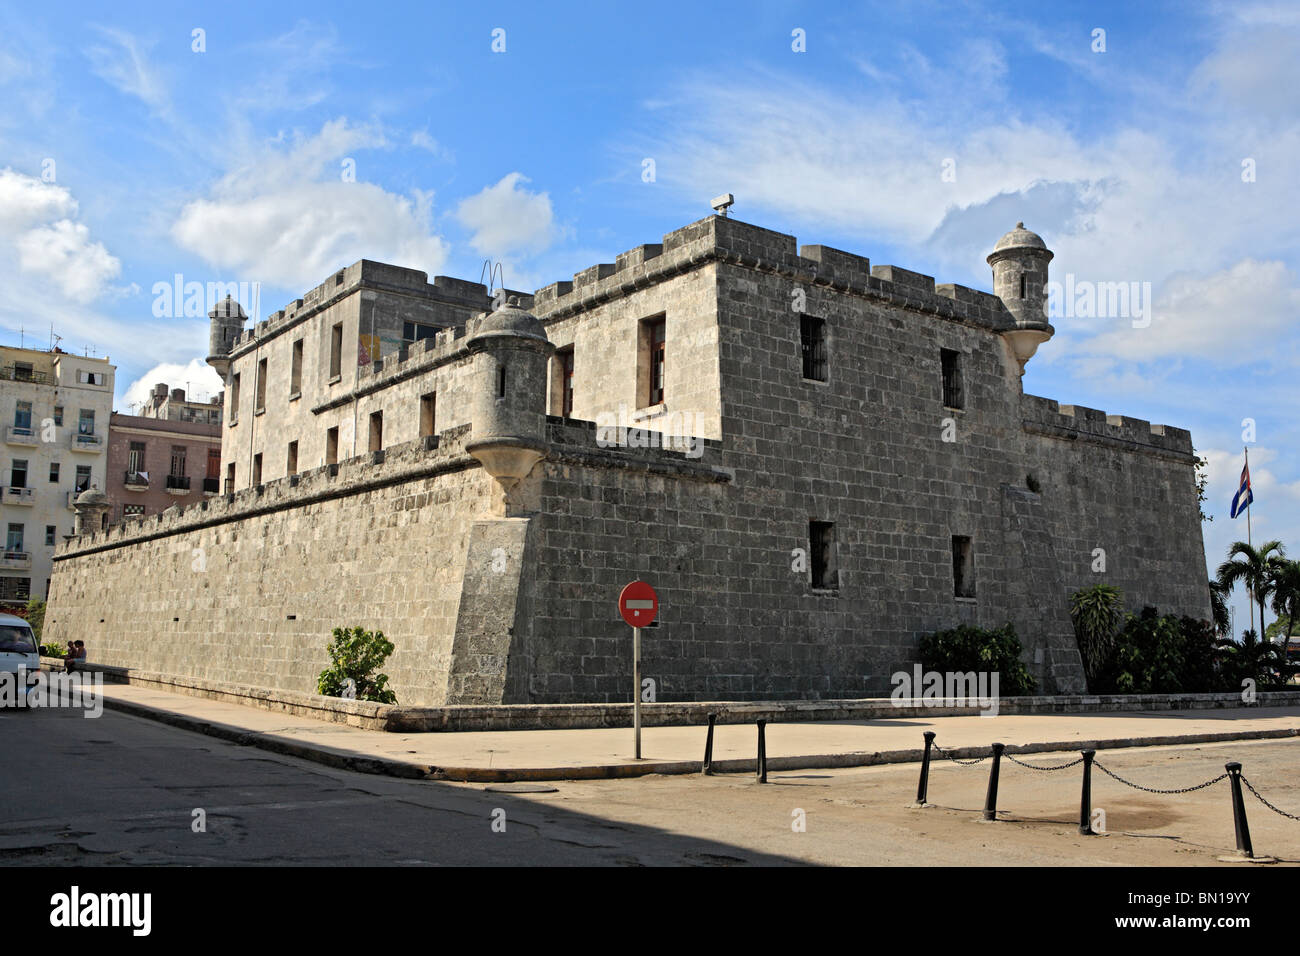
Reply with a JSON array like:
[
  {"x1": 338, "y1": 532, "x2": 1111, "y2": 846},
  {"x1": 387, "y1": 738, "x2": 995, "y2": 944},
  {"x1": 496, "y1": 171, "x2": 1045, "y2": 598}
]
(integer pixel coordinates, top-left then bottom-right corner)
[
  {"x1": 0, "y1": 167, "x2": 121, "y2": 303},
  {"x1": 455, "y1": 172, "x2": 559, "y2": 257},
  {"x1": 1080, "y1": 259, "x2": 1300, "y2": 364},
  {"x1": 84, "y1": 26, "x2": 170, "y2": 114},
  {"x1": 171, "y1": 119, "x2": 450, "y2": 292},
  {"x1": 122, "y1": 359, "x2": 225, "y2": 412}
]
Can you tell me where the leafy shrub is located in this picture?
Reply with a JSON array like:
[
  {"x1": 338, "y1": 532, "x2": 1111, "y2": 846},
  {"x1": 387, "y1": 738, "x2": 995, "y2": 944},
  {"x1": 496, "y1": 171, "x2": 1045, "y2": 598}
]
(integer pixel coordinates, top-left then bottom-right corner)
[
  {"x1": 40, "y1": 642, "x2": 66, "y2": 658},
  {"x1": 1215, "y1": 627, "x2": 1295, "y2": 692},
  {"x1": 317, "y1": 626, "x2": 398, "y2": 704},
  {"x1": 918, "y1": 623, "x2": 1037, "y2": 696},
  {"x1": 1091, "y1": 607, "x2": 1221, "y2": 693}
]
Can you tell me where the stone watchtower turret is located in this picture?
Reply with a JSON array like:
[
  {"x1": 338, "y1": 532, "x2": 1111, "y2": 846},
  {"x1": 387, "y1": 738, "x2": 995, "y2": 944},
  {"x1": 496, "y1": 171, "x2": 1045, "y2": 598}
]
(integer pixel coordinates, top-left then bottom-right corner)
[
  {"x1": 464, "y1": 296, "x2": 555, "y2": 514},
  {"x1": 206, "y1": 295, "x2": 248, "y2": 379},
  {"x1": 988, "y1": 223, "x2": 1054, "y2": 375}
]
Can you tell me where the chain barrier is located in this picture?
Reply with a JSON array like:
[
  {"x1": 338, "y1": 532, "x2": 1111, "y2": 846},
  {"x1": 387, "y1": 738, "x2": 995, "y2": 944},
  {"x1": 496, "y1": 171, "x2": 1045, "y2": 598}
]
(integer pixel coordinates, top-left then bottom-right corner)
[
  {"x1": 1093, "y1": 760, "x2": 1228, "y2": 795},
  {"x1": 930, "y1": 741, "x2": 988, "y2": 766},
  {"x1": 1002, "y1": 752, "x2": 1085, "y2": 772},
  {"x1": 1241, "y1": 776, "x2": 1300, "y2": 822}
]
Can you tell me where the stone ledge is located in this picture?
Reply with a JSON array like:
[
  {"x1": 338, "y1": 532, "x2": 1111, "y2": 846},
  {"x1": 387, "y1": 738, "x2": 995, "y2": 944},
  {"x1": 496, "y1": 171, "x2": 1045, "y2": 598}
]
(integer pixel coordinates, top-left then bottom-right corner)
[{"x1": 42, "y1": 658, "x2": 1300, "y2": 733}]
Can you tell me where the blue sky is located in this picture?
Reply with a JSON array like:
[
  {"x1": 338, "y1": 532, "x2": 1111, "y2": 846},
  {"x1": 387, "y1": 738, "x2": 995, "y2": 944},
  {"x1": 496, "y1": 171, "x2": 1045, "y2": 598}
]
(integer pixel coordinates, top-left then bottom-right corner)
[{"x1": 0, "y1": 1, "x2": 1296, "y2": 631}]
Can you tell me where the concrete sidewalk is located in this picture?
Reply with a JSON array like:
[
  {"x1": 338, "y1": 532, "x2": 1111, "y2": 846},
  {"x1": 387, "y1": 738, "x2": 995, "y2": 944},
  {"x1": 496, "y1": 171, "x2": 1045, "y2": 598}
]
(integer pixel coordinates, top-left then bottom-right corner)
[{"x1": 77, "y1": 681, "x2": 1300, "y2": 782}]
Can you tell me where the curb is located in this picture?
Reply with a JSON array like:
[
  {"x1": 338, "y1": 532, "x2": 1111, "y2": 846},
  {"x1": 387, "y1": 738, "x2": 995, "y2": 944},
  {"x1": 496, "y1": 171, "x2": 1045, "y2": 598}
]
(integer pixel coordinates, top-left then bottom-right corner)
[{"x1": 99, "y1": 691, "x2": 1300, "y2": 784}]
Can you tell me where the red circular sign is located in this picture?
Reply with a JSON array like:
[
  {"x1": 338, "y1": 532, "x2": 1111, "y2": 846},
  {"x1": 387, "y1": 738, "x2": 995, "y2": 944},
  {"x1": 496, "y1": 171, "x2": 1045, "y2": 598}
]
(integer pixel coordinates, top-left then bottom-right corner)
[{"x1": 619, "y1": 580, "x2": 658, "y2": 628}]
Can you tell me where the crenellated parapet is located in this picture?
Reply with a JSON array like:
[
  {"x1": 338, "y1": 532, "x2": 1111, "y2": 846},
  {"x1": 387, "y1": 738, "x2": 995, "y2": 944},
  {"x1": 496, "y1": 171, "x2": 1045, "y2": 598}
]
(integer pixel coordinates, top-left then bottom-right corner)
[
  {"x1": 531, "y1": 215, "x2": 1018, "y2": 335},
  {"x1": 1021, "y1": 394, "x2": 1195, "y2": 460}
]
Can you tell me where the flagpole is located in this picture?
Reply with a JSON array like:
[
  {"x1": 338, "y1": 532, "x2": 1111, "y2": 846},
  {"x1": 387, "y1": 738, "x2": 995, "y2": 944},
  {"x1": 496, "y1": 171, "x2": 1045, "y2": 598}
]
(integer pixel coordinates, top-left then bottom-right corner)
[{"x1": 1245, "y1": 446, "x2": 1255, "y2": 636}]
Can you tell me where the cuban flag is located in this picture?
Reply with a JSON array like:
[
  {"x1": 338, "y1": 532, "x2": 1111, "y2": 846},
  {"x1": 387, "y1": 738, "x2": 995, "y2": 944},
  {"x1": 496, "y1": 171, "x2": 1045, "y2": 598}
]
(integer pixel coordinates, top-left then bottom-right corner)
[{"x1": 1230, "y1": 463, "x2": 1253, "y2": 518}]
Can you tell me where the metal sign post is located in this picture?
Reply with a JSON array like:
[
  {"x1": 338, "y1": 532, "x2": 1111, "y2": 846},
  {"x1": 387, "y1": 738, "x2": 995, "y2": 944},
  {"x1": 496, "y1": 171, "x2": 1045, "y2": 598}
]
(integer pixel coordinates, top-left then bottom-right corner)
[{"x1": 618, "y1": 580, "x2": 659, "y2": 761}]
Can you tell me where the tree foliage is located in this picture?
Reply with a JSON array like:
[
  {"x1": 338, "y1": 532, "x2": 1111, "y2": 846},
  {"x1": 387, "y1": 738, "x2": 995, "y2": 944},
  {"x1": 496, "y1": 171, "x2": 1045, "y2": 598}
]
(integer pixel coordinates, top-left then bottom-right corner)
[{"x1": 317, "y1": 625, "x2": 398, "y2": 704}]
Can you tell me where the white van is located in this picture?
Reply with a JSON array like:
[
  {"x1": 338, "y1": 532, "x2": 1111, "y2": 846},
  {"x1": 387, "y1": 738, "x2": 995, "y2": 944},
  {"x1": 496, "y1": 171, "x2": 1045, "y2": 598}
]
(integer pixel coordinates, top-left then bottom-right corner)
[{"x1": 0, "y1": 612, "x2": 41, "y2": 708}]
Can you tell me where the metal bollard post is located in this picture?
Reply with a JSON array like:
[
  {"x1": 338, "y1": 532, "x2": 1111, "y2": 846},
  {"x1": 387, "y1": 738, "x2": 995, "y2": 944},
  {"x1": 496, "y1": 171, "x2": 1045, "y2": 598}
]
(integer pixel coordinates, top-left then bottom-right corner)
[
  {"x1": 914, "y1": 731, "x2": 936, "y2": 807},
  {"x1": 1078, "y1": 749, "x2": 1097, "y2": 835},
  {"x1": 982, "y1": 742, "x2": 1005, "y2": 821},
  {"x1": 1225, "y1": 762, "x2": 1255, "y2": 858},
  {"x1": 756, "y1": 719, "x2": 768, "y2": 784},
  {"x1": 702, "y1": 713, "x2": 717, "y2": 775}
]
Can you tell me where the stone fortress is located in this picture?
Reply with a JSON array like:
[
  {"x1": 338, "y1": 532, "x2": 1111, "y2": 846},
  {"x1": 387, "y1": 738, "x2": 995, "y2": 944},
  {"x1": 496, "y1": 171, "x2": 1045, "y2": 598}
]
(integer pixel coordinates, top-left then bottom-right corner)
[{"x1": 46, "y1": 214, "x2": 1211, "y2": 705}]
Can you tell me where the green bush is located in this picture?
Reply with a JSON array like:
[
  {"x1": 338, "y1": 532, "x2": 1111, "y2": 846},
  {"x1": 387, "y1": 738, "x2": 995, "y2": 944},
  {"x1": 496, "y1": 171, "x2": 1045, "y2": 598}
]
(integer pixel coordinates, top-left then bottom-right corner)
[
  {"x1": 317, "y1": 625, "x2": 398, "y2": 704},
  {"x1": 1070, "y1": 584, "x2": 1124, "y2": 688},
  {"x1": 918, "y1": 623, "x2": 1037, "y2": 696},
  {"x1": 40, "y1": 642, "x2": 65, "y2": 658},
  {"x1": 1091, "y1": 607, "x2": 1221, "y2": 694}
]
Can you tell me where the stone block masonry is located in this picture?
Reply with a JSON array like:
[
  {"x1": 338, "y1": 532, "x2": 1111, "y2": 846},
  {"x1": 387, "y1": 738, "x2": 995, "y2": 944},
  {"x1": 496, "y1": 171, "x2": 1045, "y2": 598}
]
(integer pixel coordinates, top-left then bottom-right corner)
[{"x1": 47, "y1": 214, "x2": 1212, "y2": 705}]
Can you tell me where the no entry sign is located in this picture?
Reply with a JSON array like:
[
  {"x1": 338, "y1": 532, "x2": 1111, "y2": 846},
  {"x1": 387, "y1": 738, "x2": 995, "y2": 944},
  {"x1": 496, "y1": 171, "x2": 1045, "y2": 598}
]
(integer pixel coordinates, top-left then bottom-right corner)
[{"x1": 619, "y1": 580, "x2": 658, "y2": 628}]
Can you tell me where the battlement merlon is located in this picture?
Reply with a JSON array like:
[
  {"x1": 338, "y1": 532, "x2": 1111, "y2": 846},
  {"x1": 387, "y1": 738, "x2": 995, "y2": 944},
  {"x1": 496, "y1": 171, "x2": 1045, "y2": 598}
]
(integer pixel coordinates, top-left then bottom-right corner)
[
  {"x1": 225, "y1": 260, "x2": 501, "y2": 358},
  {"x1": 530, "y1": 215, "x2": 1017, "y2": 334},
  {"x1": 1021, "y1": 394, "x2": 1195, "y2": 458}
]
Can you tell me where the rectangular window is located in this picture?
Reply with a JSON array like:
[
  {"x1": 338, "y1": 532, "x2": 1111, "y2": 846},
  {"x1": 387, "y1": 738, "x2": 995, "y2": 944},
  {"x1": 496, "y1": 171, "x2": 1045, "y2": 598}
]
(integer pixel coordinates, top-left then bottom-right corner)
[
  {"x1": 206, "y1": 448, "x2": 221, "y2": 478},
  {"x1": 402, "y1": 321, "x2": 439, "y2": 344},
  {"x1": 952, "y1": 535, "x2": 975, "y2": 598},
  {"x1": 13, "y1": 401, "x2": 32, "y2": 431},
  {"x1": 800, "y1": 316, "x2": 828, "y2": 382},
  {"x1": 941, "y1": 349, "x2": 964, "y2": 409},
  {"x1": 10, "y1": 460, "x2": 27, "y2": 489},
  {"x1": 6, "y1": 523, "x2": 23, "y2": 553},
  {"x1": 291, "y1": 339, "x2": 303, "y2": 395},
  {"x1": 497, "y1": 366, "x2": 507, "y2": 398},
  {"x1": 44, "y1": 525, "x2": 55, "y2": 547},
  {"x1": 256, "y1": 358, "x2": 268, "y2": 411},
  {"x1": 14, "y1": 362, "x2": 33, "y2": 382},
  {"x1": 77, "y1": 370, "x2": 106, "y2": 385},
  {"x1": 287, "y1": 440, "x2": 298, "y2": 476},
  {"x1": 48, "y1": 463, "x2": 59, "y2": 483},
  {"x1": 330, "y1": 323, "x2": 343, "y2": 379},
  {"x1": 369, "y1": 411, "x2": 383, "y2": 453},
  {"x1": 128, "y1": 441, "x2": 146, "y2": 474},
  {"x1": 0, "y1": 577, "x2": 30, "y2": 601},
  {"x1": 559, "y1": 348, "x2": 575, "y2": 416},
  {"x1": 326, "y1": 426, "x2": 339, "y2": 466},
  {"x1": 77, "y1": 409, "x2": 94, "y2": 436},
  {"x1": 420, "y1": 393, "x2": 437, "y2": 438},
  {"x1": 53, "y1": 405, "x2": 63, "y2": 426},
  {"x1": 252, "y1": 453, "x2": 262, "y2": 486},
  {"x1": 74, "y1": 465, "x2": 91, "y2": 492},
  {"x1": 225, "y1": 462, "x2": 235, "y2": 493},
  {"x1": 639, "y1": 316, "x2": 667, "y2": 408},
  {"x1": 230, "y1": 374, "x2": 241, "y2": 420},
  {"x1": 810, "y1": 521, "x2": 838, "y2": 590},
  {"x1": 170, "y1": 446, "x2": 186, "y2": 477}
]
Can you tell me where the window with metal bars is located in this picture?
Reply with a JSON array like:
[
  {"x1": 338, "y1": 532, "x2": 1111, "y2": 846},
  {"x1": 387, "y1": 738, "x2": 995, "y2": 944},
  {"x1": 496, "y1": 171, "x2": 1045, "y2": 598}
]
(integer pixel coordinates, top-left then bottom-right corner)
[
  {"x1": 941, "y1": 349, "x2": 964, "y2": 409},
  {"x1": 810, "y1": 521, "x2": 838, "y2": 590},
  {"x1": 801, "y1": 316, "x2": 827, "y2": 381}
]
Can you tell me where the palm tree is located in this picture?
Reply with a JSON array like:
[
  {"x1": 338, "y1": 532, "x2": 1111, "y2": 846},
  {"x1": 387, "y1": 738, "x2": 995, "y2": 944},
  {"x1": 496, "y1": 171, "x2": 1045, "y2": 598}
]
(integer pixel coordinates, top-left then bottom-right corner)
[
  {"x1": 1209, "y1": 579, "x2": 1231, "y2": 638},
  {"x1": 1070, "y1": 584, "x2": 1124, "y2": 687},
  {"x1": 1216, "y1": 540, "x2": 1285, "y2": 638},
  {"x1": 1268, "y1": 559, "x2": 1300, "y2": 646}
]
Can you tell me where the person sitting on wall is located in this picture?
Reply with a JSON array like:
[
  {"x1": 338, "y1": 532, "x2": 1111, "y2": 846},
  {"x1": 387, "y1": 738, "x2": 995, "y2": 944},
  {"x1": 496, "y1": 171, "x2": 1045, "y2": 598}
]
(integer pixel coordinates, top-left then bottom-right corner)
[
  {"x1": 74, "y1": 642, "x2": 87, "y2": 665},
  {"x1": 65, "y1": 642, "x2": 78, "y2": 674}
]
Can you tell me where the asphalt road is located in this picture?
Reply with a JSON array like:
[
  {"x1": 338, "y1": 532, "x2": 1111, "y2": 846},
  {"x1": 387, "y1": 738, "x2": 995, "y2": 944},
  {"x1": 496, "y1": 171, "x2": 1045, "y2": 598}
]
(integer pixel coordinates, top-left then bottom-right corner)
[{"x1": 3, "y1": 704, "x2": 1299, "y2": 866}]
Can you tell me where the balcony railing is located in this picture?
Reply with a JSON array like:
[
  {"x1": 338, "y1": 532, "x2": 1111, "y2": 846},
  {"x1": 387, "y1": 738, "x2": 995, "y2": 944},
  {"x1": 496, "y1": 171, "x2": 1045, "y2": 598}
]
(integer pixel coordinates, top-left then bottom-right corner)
[
  {"x1": 0, "y1": 366, "x2": 48, "y2": 384},
  {"x1": 2, "y1": 486, "x2": 34, "y2": 505},
  {"x1": 202, "y1": 477, "x2": 220, "y2": 494},
  {"x1": 1, "y1": 551, "x2": 31, "y2": 570},
  {"x1": 124, "y1": 470, "x2": 149, "y2": 488},
  {"x1": 72, "y1": 432, "x2": 104, "y2": 452},
  {"x1": 165, "y1": 474, "x2": 191, "y2": 492},
  {"x1": 5, "y1": 425, "x2": 39, "y2": 446}
]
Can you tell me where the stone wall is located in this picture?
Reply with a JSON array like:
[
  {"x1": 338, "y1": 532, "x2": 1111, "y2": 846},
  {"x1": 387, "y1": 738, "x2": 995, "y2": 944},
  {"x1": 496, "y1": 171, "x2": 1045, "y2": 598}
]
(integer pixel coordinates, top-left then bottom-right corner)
[{"x1": 47, "y1": 428, "x2": 507, "y2": 706}]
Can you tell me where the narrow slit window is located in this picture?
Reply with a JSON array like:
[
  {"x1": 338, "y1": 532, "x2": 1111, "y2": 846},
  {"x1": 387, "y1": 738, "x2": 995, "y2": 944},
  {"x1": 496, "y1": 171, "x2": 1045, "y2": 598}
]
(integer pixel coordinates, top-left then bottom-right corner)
[
  {"x1": 941, "y1": 348, "x2": 964, "y2": 409},
  {"x1": 952, "y1": 535, "x2": 975, "y2": 598},
  {"x1": 801, "y1": 315, "x2": 827, "y2": 381},
  {"x1": 810, "y1": 520, "x2": 838, "y2": 590}
]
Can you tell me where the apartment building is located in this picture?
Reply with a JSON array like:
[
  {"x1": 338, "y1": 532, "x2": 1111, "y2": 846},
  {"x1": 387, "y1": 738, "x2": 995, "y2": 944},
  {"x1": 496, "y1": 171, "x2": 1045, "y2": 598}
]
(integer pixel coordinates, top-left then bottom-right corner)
[
  {"x1": 107, "y1": 384, "x2": 223, "y2": 523},
  {"x1": 0, "y1": 345, "x2": 114, "y2": 606}
]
